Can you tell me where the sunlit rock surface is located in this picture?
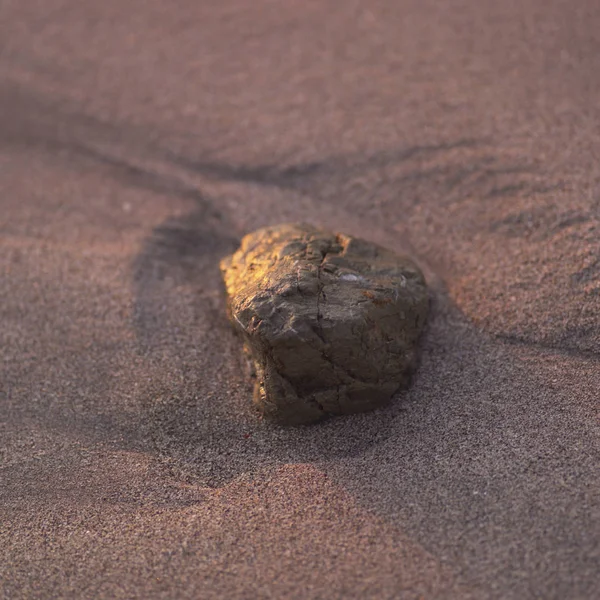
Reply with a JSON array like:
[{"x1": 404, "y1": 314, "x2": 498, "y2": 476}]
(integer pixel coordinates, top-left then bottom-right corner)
[{"x1": 220, "y1": 223, "x2": 429, "y2": 424}]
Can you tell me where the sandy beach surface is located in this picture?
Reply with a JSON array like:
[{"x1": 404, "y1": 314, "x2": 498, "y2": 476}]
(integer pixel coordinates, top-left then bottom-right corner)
[{"x1": 1, "y1": 1, "x2": 599, "y2": 598}]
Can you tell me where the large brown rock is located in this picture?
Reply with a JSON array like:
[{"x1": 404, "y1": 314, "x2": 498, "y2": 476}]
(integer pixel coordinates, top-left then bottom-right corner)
[{"x1": 220, "y1": 223, "x2": 429, "y2": 425}]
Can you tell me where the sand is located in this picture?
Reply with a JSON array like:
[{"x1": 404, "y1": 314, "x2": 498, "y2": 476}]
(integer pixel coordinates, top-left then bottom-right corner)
[{"x1": 1, "y1": 0, "x2": 599, "y2": 598}]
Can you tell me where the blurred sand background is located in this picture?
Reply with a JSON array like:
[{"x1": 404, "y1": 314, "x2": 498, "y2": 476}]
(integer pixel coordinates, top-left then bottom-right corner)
[{"x1": 1, "y1": 1, "x2": 599, "y2": 598}]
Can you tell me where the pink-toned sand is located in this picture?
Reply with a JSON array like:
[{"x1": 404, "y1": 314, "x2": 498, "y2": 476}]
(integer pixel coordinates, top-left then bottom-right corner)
[{"x1": 1, "y1": 1, "x2": 598, "y2": 598}]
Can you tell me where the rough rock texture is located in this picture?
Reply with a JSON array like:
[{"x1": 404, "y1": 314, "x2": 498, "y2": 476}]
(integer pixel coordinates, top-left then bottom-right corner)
[{"x1": 220, "y1": 223, "x2": 429, "y2": 424}]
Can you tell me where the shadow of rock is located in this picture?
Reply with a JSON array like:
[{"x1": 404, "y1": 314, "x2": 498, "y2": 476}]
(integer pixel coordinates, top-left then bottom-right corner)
[{"x1": 129, "y1": 199, "x2": 436, "y2": 487}]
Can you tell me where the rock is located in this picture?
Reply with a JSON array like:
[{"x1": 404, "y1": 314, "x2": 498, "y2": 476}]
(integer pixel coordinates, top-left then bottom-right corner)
[{"x1": 220, "y1": 223, "x2": 429, "y2": 425}]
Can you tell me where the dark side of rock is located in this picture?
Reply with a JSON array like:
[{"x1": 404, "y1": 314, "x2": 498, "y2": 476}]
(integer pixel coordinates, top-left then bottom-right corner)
[{"x1": 220, "y1": 223, "x2": 429, "y2": 425}]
